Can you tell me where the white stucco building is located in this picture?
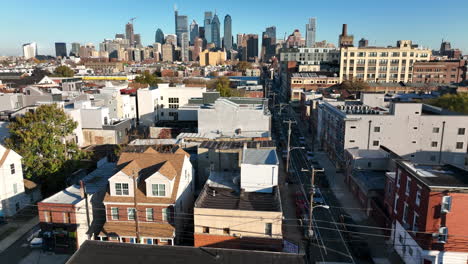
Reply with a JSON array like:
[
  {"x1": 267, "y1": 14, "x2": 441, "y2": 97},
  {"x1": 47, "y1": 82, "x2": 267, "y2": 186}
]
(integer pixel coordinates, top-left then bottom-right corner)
[{"x1": 241, "y1": 148, "x2": 279, "y2": 193}]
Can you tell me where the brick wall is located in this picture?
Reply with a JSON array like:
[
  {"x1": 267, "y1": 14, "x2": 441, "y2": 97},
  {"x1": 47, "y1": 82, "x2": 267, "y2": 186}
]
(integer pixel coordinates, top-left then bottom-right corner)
[
  {"x1": 194, "y1": 234, "x2": 282, "y2": 252},
  {"x1": 38, "y1": 203, "x2": 76, "y2": 224},
  {"x1": 105, "y1": 204, "x2": 174, "y2": 223}
]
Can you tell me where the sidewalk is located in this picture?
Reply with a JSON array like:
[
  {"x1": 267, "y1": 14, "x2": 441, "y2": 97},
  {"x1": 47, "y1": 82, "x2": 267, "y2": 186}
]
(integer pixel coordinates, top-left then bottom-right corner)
[{"x1": 0, "y1": 216, "x2": 38, "y2": 253}]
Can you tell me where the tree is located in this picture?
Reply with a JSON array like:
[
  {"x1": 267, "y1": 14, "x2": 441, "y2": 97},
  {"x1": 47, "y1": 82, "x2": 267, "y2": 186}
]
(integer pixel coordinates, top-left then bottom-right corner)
[
  {"x1": 134, "y1": 71, "x2": 163, "y2": 87},
  {"x1": 6, "y1": 104, "x2": 86, "y2": 192},
  {"x1": 236, "y1": 61, "x2": 253, "y2": 72},
  {"x1": 425, "y1": 94, "x2": 468, "y2": 114},
  {"x1": 53, "y1": 65, "x2": 74, "y2": 77},
  {"x1": 212, "y1": 76, "x2": 232, "y2": 97},
  {"x1": 340, "y1": 79, "x2": 370, "y2": 92}
]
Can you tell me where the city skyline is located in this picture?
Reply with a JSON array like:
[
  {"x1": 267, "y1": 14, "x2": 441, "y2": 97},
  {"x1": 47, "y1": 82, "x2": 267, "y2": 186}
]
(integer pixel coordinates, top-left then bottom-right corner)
[{"x1": 1, "y1": 0, "x2": 467, "y2": 56}]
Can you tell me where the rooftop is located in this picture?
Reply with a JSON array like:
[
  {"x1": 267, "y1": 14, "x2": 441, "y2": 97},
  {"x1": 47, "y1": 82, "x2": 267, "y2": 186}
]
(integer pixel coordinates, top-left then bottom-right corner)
[
  {"x1": 351, "y1": 170, "x2": 386, "y2": 193},
  {"x1": 243, "y1": 148, "x2": 278, "y2": 165},
  {"x1": 346, "y1": 149, "x2": 390, "y2": 160},
  {"x1": 66, "y1": 240, "x2": 305, "y2": 264},
  {"x1": 291, "y1": 72, "x2": 338, "y2": 78},
  {"x1": 398, "y1": 160, "x2": 468, "y2": 189},
  {"x1": 199, "y1": 140, "x2": 275, "y2": 150}
]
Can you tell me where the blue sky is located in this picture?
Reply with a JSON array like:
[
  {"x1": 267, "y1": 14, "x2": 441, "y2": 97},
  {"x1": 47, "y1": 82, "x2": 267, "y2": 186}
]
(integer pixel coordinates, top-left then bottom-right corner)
[{"x1": 1, "y1": 0, "x2": 467, "y2": 56}]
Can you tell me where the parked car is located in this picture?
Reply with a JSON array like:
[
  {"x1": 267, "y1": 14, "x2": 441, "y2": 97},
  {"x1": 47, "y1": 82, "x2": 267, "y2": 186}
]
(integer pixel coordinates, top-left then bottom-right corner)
[
  {"x1": 313, "y1": 188, "x2": 325, "y2": 205},
  {"x1": 299, "y1": 137, "x2": 306, "y2": 145},
  {"x1": 30, "y1": 237, "x2": 43, "y2": 249},
  {"x1": 306, "y1": 151, "x2": 314, "y2": 161}
]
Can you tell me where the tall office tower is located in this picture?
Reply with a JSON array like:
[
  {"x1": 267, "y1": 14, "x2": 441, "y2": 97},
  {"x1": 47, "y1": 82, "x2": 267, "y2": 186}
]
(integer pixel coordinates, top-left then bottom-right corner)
[
  {"x1": 358, "y1": 38, "x2": 368, "y2": 48},
  {"x1": 155, "y1": 28, "x2": 165, "y2": 44},
  {"x1": 22, "y1": 42, "x2": 37, "y2": 59},
  {"x1": 175, "y1": 9, "x2": 188, "y2": 47},
  {"x1": 193, "y1": 37, "x2": 203, "y2": 61},
  {"x1": 55, "y1": 42, "x2": 67, "y2": 58},
  {"x1": 165, "y1": 34, "x2": 177, "y2": 46},
  {"x1": 223, "y1": 15, "x2": 232, "y2": 51},
  {"x1": 246, "y1": 34, "x2": 259, "y2": 62},
  {"x1": 190, "y1": 20, "x2": 199, "y2": 45},
  {"x1": 162, "y1": 43, "x2": 174, "y2": 62},
  {"x1": 338, "y1": 24, "x2": 354, "y2": 48},
  {"x1": 181, "y1": 32, "x2": 189, "y2": 62},
  {"x1": 204, "y1": 11, "x2": 213, "y2": 44},
  {"x1": 70, "y1": 42, "x2": 80, "y2": 56},
  {"x1": 305, "y1": 18, "x2": 316, "y2": 47},
  {"x1": 115, "y1": 34, "x2": 125, "y2": 39},
  {"x1": 125, "y1": 22, "x2": 135, "y2": 46},
  {"x1": 211, "y1": 14, "x2": 221, "y2": 48},
  {"x1": 261, "y1": 26, "x2": 276, "y2": 61},
  {"x1": 134, "y1": 34, "x2": 142, "y2": 47}
]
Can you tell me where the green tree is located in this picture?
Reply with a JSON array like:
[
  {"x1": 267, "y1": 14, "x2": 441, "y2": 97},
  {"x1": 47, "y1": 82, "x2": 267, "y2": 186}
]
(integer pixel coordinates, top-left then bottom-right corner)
[
  {"x1": 53, "y1": 65, "x2": 75, "y2": 77},
  {"x1": 134, "y1": 71, "x2": 163, "y2": 87},
  {"x1": 213, "y1": 76, "x2": 233, "y2": 97},
  {"x1": 425, "y1": 93, "x2": 468, "y2": 114},
  {"x1": 340, "y1": 79, "x2": 370, "y2": 92},
  {"x1": 6, "y1": 104, "x2": 86, "y2": 191}
]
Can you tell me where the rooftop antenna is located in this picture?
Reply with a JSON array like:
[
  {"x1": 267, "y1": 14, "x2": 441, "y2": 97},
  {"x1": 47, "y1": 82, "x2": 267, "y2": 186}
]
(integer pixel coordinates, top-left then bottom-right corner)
[
  {"x1": 129, "y1": 17, "x2": 137, "y2": 24},
  {"x1": 174, "y1": 4, "x2": 177, "y2": 11}
]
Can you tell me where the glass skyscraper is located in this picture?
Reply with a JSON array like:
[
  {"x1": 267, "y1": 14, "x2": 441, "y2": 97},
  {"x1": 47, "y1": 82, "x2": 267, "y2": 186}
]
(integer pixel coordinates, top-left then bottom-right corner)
[{"x1": 223, "y1": 15, "x2": 232, "y2": 51}]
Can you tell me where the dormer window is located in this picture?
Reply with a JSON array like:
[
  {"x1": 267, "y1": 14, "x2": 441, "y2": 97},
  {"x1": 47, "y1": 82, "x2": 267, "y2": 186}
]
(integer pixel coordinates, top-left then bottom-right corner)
[
  {"x1": 115, "y1": 183, "x2": 129, "y2": 196},
  {"x1": 152, "y1": 184, "x2": 166, "y2": 197}
]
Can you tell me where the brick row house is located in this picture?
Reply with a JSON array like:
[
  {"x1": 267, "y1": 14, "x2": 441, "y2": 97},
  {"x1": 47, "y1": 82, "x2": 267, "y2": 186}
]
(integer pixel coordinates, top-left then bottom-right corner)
[
  {"x1": 98, "y1": 147, "x2": 194, "y2": 246},
  {"x1": 384, "y1": 160, "x2": 468, "y2": 264}
]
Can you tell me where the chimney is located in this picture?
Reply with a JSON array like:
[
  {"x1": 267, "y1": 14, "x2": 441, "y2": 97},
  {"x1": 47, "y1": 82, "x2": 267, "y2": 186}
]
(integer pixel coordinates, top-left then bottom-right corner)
[
  {"x1": 256, "y1": 142, "x2": 260, "y2": 149},
  {"x1": 79, "y1": 180, "x2": 86, "y2": 199},
  {"x1": 342, "y1": 24, "x2": 348, "y2": 36},
  {"x1": 243, "y1": 142, "x2": 248, "y2": 150}
]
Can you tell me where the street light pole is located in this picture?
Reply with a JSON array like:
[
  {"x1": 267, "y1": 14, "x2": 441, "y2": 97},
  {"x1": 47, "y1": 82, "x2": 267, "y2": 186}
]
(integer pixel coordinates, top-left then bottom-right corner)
[{"x1": 302, "y1": 167, "x2": 325, "y2": 237}]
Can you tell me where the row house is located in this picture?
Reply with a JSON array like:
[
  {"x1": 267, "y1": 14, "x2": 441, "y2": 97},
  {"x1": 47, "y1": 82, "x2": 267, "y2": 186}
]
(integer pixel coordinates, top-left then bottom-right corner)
[
  {"x1": 194, "y1": 148, "x2": 283, "y2": 252},
  {"x1": 99, "y1": 147, "x2": 194, "y2": 245},
  {"x1": 385, "y1": 160, "x2": 468, "y2": 264}
]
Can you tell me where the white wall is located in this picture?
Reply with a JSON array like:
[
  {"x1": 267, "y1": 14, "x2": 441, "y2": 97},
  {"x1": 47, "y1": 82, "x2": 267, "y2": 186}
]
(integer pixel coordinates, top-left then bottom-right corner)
[
  {"x1": 137, "y1": 88, "x2": 159, "y2": 126},
  {"x1": 240, "y1": 163, "x2": 278, "y2": 193},
  {"x1": 157, "y1": 84, "x2": 206, "y2": 121},
  {"x1": 80, "y1": 107, "x2": 110, "y2": 129},
  {"x1": 0, "y1": 146, "x2": 27, "y2": 217}
]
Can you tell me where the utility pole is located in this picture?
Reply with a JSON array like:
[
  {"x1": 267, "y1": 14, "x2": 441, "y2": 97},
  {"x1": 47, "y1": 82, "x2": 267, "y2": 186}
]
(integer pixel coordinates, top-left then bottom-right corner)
[
  {"x1": 302, "y1": 167, "x2": 324, "y2": 237},
  {"x1": 132, "y1": 169, "x2": 140, "y2": 243},
  {"x1": 284, "y1": 120, "x2": 296, "y2": 172}
]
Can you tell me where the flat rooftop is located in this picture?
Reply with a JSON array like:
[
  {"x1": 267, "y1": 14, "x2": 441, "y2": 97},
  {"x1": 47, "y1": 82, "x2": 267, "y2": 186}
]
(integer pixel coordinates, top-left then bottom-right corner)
[
  {"x1": 199, "y1": 140, "x2": 276, "y2": 150},
  {"x1": 399, "y1": 160, "x2": 468, "y2": 189},
  {"x1": 351, "y1": 170, "x2": 386, "y2": 193},
  {"x1": 243, "y1": 148, "x2": 279, "y2": 165},
  {"x1": 195, "y1": 186, "x2": 281, "y2": 212},
  {"x1": 346, "y1": 149, "x2": 389, "y2": 160},
  {"x1": 41, "y1": 162, "x2": 117, "y2": 204},
  {"x1": 67, "y1": 240, "x2": 305, "y2": 264}
]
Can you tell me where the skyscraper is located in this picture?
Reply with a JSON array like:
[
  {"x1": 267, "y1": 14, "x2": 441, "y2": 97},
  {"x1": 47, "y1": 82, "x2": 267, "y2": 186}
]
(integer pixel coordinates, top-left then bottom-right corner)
[
  {"x1": 165, "y1": 34, "x2": 177, "y2": 46},
  {"x1": 190, "y1": 20, "x2": 199, "y2": 45},
  {"x1": 134, "y1": 34, "x2": 142, "y2": 47},
  {"x1": 246, "y1": 34, "x2": 259, "y2": 62},
  {"x1": 125, "y1": 22, "x2": 135, "y2": 46},
  {"x1": 55, "y1": 42, "x2": 67, "y2": 58},
  {"x1": 305, "y1": 18, "x2": 316, "y2": 47},
  {"x1": 70, "y1": 42, "x2": 80, "y2": 57},
  {"x1": 204, "y1": 11, "x2": 213, "y2": 44},
  {"x1": 155, "y1": 28, "x2": 165, "y2": 44},
  {"x1": 261, "y1": 26, "x2": 276, "y2": 61},
  {"x1": 175, "y1": 8, "x2": 188, "y2": 47},
  {"x1": 22, "y1": 42, "x2": 37, "y2": 59},
  {"x1": 193, "y1": 37, "x2": 203, "y2": 61},
  {"x1": 211, "y1": 14, "x2": 221, "y2": 48},
  {"x1": 181, "y1": 32, "x2": 189, "y2": 62},
  {"x1": 223, "y1": 15, "x2": 232, "y2": 51}
]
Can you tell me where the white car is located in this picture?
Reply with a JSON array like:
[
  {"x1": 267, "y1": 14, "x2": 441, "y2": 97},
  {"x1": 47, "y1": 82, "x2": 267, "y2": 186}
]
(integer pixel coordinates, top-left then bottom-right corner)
[{"x1": 30, "y1": 237, "x2": 43, "y2": 248}]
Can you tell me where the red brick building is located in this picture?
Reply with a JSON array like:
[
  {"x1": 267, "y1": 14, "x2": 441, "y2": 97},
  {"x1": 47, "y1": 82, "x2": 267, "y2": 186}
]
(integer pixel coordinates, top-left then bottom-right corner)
[
  {"x1": 385, "y1": 160, "x2": 468, "y2": 263},
  {"x1": 412, "y1": 60, "x2": 467, "y2": 84},
  {"x1": 98, "y1": 147, "x2": 194, "y2": 246}
]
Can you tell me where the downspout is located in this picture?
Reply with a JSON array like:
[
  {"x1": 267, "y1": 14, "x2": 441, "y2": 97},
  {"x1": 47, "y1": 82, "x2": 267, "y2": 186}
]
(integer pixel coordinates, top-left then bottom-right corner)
[
  {"x1": 367, "y1": 120, "x2": 372, "y2": 150},
  {"x1": 438, "y1": 121, "x2": 446, "y2": 164}
]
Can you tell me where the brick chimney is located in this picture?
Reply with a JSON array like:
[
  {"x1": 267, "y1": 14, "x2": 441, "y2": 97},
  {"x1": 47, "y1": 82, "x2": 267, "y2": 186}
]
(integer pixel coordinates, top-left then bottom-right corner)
[
  {"x1": 342, "y1": 24, "x2": 348, "y2": 36},
  {"x1": 80, "y1": 180, "x2": 86, "y2": 199}
]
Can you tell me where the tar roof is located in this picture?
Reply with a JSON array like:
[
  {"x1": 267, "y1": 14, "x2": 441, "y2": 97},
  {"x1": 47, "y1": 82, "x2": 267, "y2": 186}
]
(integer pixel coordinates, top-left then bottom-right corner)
[
  {"x1": 243, "y1": 148, "x2": 278, "y2": 165},
  {"x1": 67, "y1": 240, "x2": 305, "y2": 264},
  {"x1": 351, "y1": 170, "x2": 386, "y2": 193},
  {"x1": 195, "y1": 186, "x2": 281, "y2": 212},
  {"x1": 398, "y1": 160, "x2": 468, "y2": 189}
]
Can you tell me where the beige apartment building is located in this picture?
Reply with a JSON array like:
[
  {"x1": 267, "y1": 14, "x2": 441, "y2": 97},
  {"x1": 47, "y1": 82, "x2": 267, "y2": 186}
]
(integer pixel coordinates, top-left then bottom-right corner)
[
  {"x1": 199, "y1": 50, "x2": 226, "y2": 66},
  {"x1": 340, "y1": 40, "x2": 431, "y2": 83}
]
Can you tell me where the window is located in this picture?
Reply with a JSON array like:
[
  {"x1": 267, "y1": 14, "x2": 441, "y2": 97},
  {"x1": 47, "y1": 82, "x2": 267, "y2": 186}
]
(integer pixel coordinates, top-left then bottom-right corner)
[
  {"x1": 10, "y1": 164, "x2": 15, "y2": 174},
  {"x1": 115, "y1": 183, "x2": 129, "y2": 196},
  {"x1": 403, "y1": 203, "x2": 409, "y2": 224},
  {"x1": 146, "y1": 208, "x2": 154, "y2": 221},
  {"x1": 412, "y1": 213, "x2": 419, "y2": 232},
  {"x1": 394, "y1": 194, "x2": 399, "y2": 214},
  {"x1": 431, "y1": 141, "x2": 438, "y2": 147},
  {"x1": 349, "y1": 140, "x2": 355, "y2": 143},
  {"x1": 63, "y1": 212, "x2": 70, "y2": 224},
  {"x1": 350, "y1": 126, "x2": 356, "y2": 129},
  {"x1": 44, "y1": 211, "x2": 51, "y2": 222},
  {"x1": 441, "y1": 196, "x2": 452, "y2": 213},
  {"x1": 13, "y1": 183, "x2": 17, "y2": 194},
  {"x1": 456, "y1": 142, "x2": 464, "y2": 149},
  {"x1": 128, "y1": 208, "x2": 136, "y2": 220},
  {"x1": 162, "y1": 208, "x2": 169, "y2": 222},
  {"x1": 223, "y1": 228, "x2": 230, "y2": 235},
  {"x1": 111, "y1": 207, "x2": 119, "y2": 220},
  {"x1": 396, "y1": 169, "x2": 401, "y2": 187},
  {"x1": 458, "y1": 128, "x2": 465, "y2": 135},
  {"x1": 438, "y1": 227, "x2": 448, "y2": 243},
  {"x1": 408, "y1": 246, "x2": 413, "y2": 256},
  {"x1": 152, "y1": 184, "x2": 166, "y2": 197},
  {"x1": 415, "y1": 186, "x2": 421, "y2": 206},
  {"x1": 374, "y1": 127, "x2": 380, "y2": 132},
  {"x1": 202, "y1": 226, "x2": 210, "y2": 233},
  {"x1": 413, "y1": 127, "x2": 418, "y2": 130},
  {"x1": 372, "y1": 140, "x2": 379, "y2": 146},
  {"x1": 265, "y1": 223, "x2": 272, "y2": 236},
  {"x1": 168, "y1": 97, "x2": 179, "y2": 109},
  {"x1": 405, "y1": 178, "x2": 411, "y2": 196}
]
